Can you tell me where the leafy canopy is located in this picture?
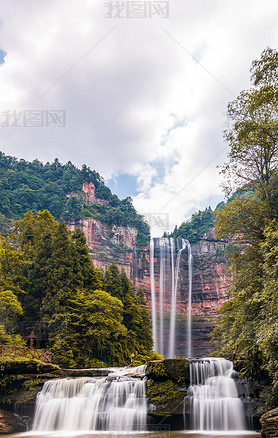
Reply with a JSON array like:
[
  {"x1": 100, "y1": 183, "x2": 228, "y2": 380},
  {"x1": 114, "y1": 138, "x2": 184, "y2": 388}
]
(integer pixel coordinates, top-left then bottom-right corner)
[{"x1": 213, "y1": 48, "x2": 278, "y2": 410}]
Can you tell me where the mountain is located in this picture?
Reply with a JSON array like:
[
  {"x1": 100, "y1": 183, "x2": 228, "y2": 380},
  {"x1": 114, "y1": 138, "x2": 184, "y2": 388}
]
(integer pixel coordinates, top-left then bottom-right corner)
[
  {"x1": 0, "y1": 152, "x2": 150, "y2": 247},
  {"x1": 0, "y1": 152, "x2": 233, "y2": 357}
]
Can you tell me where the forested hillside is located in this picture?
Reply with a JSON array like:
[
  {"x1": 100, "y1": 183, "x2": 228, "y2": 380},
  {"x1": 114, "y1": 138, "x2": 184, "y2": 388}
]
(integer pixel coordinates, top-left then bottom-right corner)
[
  {"x1": 0, "y1": 154, "x2": 153, "y2": 368},
  {"x1": 0, "y1": 153, "x2": 149, "y2": 246},
  {"x1": 0, "y1": 210, "x2": 155, "y2": 367},
  {"x1": 168, "y1": 207, "x2": 216, "y2": 243}
]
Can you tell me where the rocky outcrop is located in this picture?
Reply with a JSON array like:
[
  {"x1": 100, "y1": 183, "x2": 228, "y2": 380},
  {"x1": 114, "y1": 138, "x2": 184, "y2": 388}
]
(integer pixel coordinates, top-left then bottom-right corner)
[
  {"x1": 260, "y1": 408, "x2": 278, "y2": 438},
  {"x1": 146, "y1": 359, "x2": 189, "y2": 424}
]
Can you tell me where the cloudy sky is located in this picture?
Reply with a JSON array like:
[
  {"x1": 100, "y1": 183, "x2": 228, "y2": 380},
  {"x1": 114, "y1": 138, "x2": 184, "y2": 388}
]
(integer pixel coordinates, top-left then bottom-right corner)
[{"x1": 0, "y1": 0, "x2": 277, "y2": 236}]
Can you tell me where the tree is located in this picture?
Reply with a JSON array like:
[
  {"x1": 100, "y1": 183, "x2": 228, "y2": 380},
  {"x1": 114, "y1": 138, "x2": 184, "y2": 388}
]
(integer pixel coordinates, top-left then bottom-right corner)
[
  {"x1": 213, "y1": 48, "x2": 278, "y2": 409},
  {"x1": 1, "y1": 209, "x2": 153, "y2": 367},
  {"x1": 105, "y1": 265, "x2": 153, "y2": 357},
  {"x1": 0, "y1": 236, "x2": 25, "y2": 344},
  {"x1": 222, "y1": 47, "x2": 278, "y2": 195},
  {"x1": 61, "y1": 289, "x2": 128, "y2": 367}
]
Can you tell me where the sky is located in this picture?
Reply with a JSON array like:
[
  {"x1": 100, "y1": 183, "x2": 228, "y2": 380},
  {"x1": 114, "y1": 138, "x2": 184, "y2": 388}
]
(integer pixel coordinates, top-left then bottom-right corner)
[{"x1": 0, "y1": 1, "x2": 278, "y2": 236}]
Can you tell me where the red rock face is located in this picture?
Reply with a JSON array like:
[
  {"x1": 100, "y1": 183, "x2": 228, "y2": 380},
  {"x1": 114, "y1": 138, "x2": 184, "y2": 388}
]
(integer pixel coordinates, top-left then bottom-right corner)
[
  {"x1": 67, "y1": 217, "x2": 138, "y2": 279},
  {"x1": 82, "y1": 182, "x2": 95, "y2": 203},
  {"x1": 67, "y1": 217, "x2": 231, "y2": 357},
  {"x1": 133, "y1": 239, "x2": 232, "y2": 357}
]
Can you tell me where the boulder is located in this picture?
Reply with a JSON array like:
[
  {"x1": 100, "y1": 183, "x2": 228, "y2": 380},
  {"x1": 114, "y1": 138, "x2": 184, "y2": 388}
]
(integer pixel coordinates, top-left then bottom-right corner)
[{"x1": 260, "y1": 408, "x2": 278, "y2": 438}]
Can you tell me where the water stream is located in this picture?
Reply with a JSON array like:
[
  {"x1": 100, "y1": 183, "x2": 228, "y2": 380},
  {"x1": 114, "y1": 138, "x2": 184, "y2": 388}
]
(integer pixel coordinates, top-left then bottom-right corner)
[{"x1": 149, "y1": 237, "x2": 192, "y2": 358}]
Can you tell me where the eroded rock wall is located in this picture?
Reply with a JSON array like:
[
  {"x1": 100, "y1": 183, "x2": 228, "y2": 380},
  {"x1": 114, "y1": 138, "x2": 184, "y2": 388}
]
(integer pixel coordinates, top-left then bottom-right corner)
[{"x1": 66, "y1": 217, "x2": 232, "y2": 357}]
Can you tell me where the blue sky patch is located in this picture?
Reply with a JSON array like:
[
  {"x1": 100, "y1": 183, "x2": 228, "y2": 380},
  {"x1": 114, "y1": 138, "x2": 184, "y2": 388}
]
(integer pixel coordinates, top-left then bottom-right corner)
[
  {"x1": 0, "y1": 49, "x2": 7, "y2": 64},
  {"x1": 107, "y1": 173, "x2": 138, "y2": 200}
]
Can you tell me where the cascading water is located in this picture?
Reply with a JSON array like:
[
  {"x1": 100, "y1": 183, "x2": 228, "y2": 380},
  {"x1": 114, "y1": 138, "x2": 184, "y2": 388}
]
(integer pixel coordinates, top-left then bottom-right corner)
[
  {"x1": 187, "y1": 244, "x2": 193, "y2": 358},
  {"x1": 186, "y1": 357, "x2": 246, "y2": 431},
  {"x1": 150, "y1": 237, "x2": 192, "y2": 358},
  {"x1": 32, "y1": 376, "x2": 147, "y2": 432}
]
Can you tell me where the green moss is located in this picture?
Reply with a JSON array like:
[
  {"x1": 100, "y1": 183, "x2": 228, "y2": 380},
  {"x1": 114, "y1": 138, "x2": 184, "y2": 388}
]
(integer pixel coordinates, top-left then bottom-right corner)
[
  {"x1": 147, "y1": 379, "x2": 178, "y2": 405},
  {"x1": 146, "y1": 358, "x2": 190, "y2": 383}
]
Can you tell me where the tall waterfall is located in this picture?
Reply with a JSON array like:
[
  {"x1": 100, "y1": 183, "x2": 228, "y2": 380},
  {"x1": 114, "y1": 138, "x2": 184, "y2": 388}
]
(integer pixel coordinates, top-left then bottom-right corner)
[
  {"x1": 150, "y1": 237, "x2": 192, "y2": 358},
  {"x1": 32, "y1": 376, "x2": 147, "y2": 432},
  {"x1": 186, "y1": 358, "x2": 246, "y2": 431}
]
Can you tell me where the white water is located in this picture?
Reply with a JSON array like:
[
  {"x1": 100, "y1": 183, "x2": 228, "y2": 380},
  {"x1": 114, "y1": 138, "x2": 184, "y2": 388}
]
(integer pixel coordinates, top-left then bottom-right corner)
[
  {"x1": 168, "y1": 238, "x2": 187, "y2": 358},
  {"x1": 150, "y1": 237, "x2": 192, "y2": 358},
  {"x1": 187, "y1": 358, "x2": 246, "y2": 431},
  {"x1": 187, "y1": 244, "x2": 193, "y2": 358},
  {"x1": 150, "y1": 238, "x2": 158, "y2": 352},
  {"x1": 32, "y1": 376, "x2": 147, "y2": 432}
]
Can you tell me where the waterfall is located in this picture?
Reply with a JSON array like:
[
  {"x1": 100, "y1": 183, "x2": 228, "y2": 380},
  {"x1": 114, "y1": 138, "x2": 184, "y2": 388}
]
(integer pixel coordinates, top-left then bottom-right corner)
[
  {"x1": 150, "y1": 238, "x2": 158, "y2": 352},
  {"x1": 187, "y1": 244, "x2": 193, "y2": 358},
  {"x1": 32, "y1": 376, "x2": 147, "y2": 432},
  {"x1": 186, "y1": 357, "x2": 246, "y2": 431},
  {"x1": 150, "y1": 237, "x2": 192, "y2": 358}
]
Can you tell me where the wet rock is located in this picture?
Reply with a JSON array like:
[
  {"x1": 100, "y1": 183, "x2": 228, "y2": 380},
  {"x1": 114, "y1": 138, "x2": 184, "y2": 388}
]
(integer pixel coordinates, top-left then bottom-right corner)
[
  {"x1": 260, "y1": 408, "x2": 278, "y2": 438},
  {"x1": 0, "y1": 409, "x2": 26, "y2": 434},
  {"x1": 145, "y1": 359, "x2": 190, "y2": 418}
]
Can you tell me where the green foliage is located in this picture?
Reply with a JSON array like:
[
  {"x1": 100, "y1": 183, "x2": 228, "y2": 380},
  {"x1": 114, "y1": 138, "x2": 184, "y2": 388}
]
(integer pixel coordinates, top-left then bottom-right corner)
[
  {"x1": 221, "y1": 47, "x2": 278, "y2": 195},
  {"x1": 212, "y1": 48, "x2": 278, "y2": 409},
  {"x1": 0, "y1": 154, "x2": 150, "y2": 247},
  {"x1": 169, "y1": 207, "x2": 215, "y2": 243},
  {"x1": 0, "y1": 211, "x2": 153, "y2": 368},
  {"x1": 0, "y1": 325, "x2": 25, "y2": 345},
  {"x1": 104, "y1": 263, "x2": 153, "y2": 359}
]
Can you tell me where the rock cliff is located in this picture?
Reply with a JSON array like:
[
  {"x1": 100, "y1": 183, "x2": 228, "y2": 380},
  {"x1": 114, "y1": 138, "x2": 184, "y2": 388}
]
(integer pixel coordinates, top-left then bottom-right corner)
[
  {"x1": 134, "y1": 237, "x2": 232, "y2": 357},
  {"x1": 66, "y1": 186, "x2": 232, "y2": 357}
]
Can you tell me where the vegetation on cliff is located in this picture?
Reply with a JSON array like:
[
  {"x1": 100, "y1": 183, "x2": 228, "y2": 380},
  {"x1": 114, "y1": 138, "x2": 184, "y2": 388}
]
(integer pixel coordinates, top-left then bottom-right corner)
[
  {"x1": 0, "y1": 210, "x2": 153, "y2": 367},
  {"x1": 212, "y1": 48, "x2": 278, "y2": 410},
  {"x1": 167, "y1": 203, "x2": 227, "y2": 243},
  {"x1": 0, "y1": 154, "x2": 150, "y2": 246}
]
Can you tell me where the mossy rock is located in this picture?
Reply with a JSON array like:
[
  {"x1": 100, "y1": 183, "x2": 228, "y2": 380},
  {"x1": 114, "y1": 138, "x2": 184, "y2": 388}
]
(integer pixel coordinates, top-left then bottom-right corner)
[
  {"x1": 146, "y1": 378, "x2": 186, "y2": 416},
  {"x1": 146, "y1": 359, "x2": 190, "y2": 384},
  {"x1": 0, "y1": 360, "x2": 60, "y2": 376},
  {"x1": 260, "y1": 408, "x2": 278, "y2": 438},
  {"x1": 146, "y1": 359, "x2": 190, "y2": 417}
]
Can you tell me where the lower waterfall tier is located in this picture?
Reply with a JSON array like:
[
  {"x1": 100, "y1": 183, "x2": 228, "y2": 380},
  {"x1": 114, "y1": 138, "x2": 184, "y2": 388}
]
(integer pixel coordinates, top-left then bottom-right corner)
[
  {"x1": 185, "y1": 358, "x2": 246, "y2": 431},
  {"x1": 32, "y1": 376, "x2": 147, "y2": 432}
]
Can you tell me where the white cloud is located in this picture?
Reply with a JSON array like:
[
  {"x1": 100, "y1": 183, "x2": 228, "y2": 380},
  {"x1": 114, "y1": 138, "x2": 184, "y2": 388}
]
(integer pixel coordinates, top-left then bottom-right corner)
[{"x1": 0, "y1": 0, "x2": 277, "y2": 235}]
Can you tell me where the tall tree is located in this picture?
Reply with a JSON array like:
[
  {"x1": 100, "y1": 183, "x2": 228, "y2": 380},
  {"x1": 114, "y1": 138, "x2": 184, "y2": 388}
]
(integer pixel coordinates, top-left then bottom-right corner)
[
  {"x1": 222, "y1": 47, "x2": 278, "y2": 196},
  {"x1": 213, "y1": 48, "x2": 278, "y2": 409}
]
